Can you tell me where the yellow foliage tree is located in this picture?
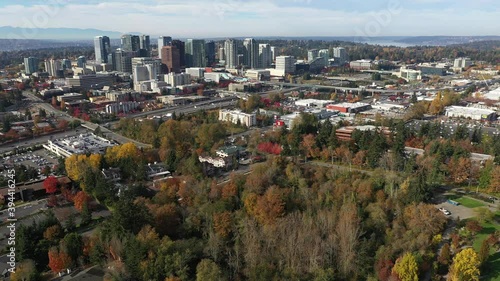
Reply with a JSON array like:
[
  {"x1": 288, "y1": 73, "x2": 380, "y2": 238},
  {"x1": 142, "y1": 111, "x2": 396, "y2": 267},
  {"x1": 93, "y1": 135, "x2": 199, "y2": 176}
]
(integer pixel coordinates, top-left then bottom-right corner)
[
  {"x1": 392, "y1": 252, "x2": 419, "y2": 281},
  {"x1": 448, "y1": 248, "x2": 480, "y2": 281},
  {"x1": 429, "y1": 92, "x2": 444, "y2": 115}
]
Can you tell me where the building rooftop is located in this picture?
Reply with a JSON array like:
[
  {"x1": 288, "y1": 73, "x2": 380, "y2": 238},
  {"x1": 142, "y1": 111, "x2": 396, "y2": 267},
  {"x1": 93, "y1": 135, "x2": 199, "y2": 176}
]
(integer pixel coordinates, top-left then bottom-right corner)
[{"x1": 445, "y1": 106, "x2": 496, "y2": 116}]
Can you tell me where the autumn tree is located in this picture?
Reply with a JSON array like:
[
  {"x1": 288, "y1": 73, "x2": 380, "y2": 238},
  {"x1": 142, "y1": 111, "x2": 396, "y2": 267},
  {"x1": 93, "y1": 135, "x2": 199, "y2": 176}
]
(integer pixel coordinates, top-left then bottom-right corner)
[
  {"x1": 73, "y1": 191, "x2": 91, "y2": 212},
  {"x1": 438, "y1": 243, "x2": 451, "y2": 266},
  {"x1": 336, "y1": 201, "x2": 361, "y2": 279},
  {"x1": 448, "y1": 248, "x2": 480, "y2": 281},
  {"x1": 392, "y1": 252, "x2": 419, "y2": 281},
  {"x1": 489, "y1": 165, "x2": 500, "y2": 193},
  {"x1": 196, "y1": 259, "x2": 223, "y2": 281},
  {"x1": 9, "y1": 259, "x2": 39, "y2": 281},
  {"x1": 478, "y1": 239, "x2": 490, "y2": 266},
  {"x1": 48, "y1": 247, "x2": 72, "y2": 273},
  {"x1": 43, "y1": 176, "x2": 59, "y2": 194},
  {"x1": 429, "y1": 92, "x2": 444, "y2": 115},
  {"x1": 43, "y1": 225, "x2": 63, "y2": 242}
]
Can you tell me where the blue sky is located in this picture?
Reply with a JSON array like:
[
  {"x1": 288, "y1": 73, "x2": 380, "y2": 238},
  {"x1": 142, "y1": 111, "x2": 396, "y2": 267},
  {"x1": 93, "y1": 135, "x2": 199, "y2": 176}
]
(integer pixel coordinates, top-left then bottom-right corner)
[{"x1": 0, "y1": 0, "x2": 498, "y2": 37}]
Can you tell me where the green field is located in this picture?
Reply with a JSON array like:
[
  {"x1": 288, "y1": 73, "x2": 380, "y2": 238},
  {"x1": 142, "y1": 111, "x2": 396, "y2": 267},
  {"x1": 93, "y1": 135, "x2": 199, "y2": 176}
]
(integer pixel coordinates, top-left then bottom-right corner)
[
  {"x1": 473, "y1": 221, "x2": 500, "y2": 281},
  {"x1": 447, "y1": 195, "x2": 486, "y2": 208}
]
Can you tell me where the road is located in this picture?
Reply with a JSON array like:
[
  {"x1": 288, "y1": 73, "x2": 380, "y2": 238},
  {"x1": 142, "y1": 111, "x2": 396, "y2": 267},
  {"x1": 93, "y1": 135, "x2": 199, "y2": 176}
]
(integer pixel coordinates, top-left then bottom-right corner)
[
  {"x1": 261, "y1": 81, "x2": 454, "y2": 95},
  {"x1": 0, "y1": 199, "x2": 48, "y2": 223},
  {"x1": 0, "y1": 128, "x2": 82, "y2": 154}
]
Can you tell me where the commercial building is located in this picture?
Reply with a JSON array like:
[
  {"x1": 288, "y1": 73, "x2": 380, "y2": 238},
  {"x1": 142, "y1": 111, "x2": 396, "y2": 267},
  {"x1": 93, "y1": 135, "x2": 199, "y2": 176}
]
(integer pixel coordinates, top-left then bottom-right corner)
[
  {"x1": 333, "y1": 47, "x2": 348, "y2": 65},
  {"x1": 445, "y1": 106, "x2": 496, "y2": 121},
  {"x1": 186, "y1": 67, "x2": 205, "y2": 78},
  {"x1": 158, "y1": 36, "x2": 173, "y2": 60},
  {"x1": 224, "y1": 39, "x2": 239, "y2": 69},
  {"x1": 205, "y1": 72, "x2": 231, "y2": 83},
  {"x1": 77, "y1": 56, "x2": 87, "y2": 68},
  {"x1": 44, "y1": 59, "x2": 62, "y2": 77},
  {"x1": 259, "y1": 44, "x2": 273, "y2": 69},
  {"x1": 295, "y1": 99, "x2": 334, "y2": 108},
  {"x1": 276, "y1": 56, "x2": 296, "y2": 74},
  {"x1": 105, "y1": 101, "x2": 140, "y2": 114},
  {"x1": 121, "y1": 34, "x2": 140, "y2": 52},
  {"x1": 336, "y1": 126, "x2": 391, "y2": 141},
  {"x1": 94, "y1": 36, "x2": 111, "y2": 64},
  {"x1": 326, "y1": 102, "x2": 371, "y2": 113},
  {"x1": 132, "y1": 57, "x2": 161, "y2": 92},
  {"x1": 165, "y1": 73, "x2": 191, "y2": 87},
  {"x1": 245, "y1": 69, "x2": 271, "y2": 81},
  {"x1": 205, "y1": 41, "x2": 216, "y2": 67},
  {"x1": 243, "y1": 38, "x2": 259, "y2": 69},
  {"x1": 185, "y1": 39, "x2": 206, "y2": 67},
  {"x1": 219, "y1": 109, "x2": 257, "y2": 127},
  {"x1": 454, "y1": 57, "x2": 472, "y2": 69},
  {"x1": 318, "y1": 49, "x2": 330, "y2": 65},
  {"x1": 66, "y1": 74, "x2": 114, "y2": 90},
  {"x1": 56, "y1": 92, "x2": 84, "y2": 102},
  {"x1": 398, "y1": 67, "x2": 422, "y2": 81},
  {"x1": 105, "y1": 91, "x2": 140, "y2": 102},
  {"x1": 307, "y1": 49, "x2": 319, "y2": 62},
  {"x1": 114, "y1": 49, "x2": 136, "y2": 73},
  {"x1": 140, "y1": 35, "x2": 151, "y2": 55},
  {"x1": 171, "y1": 40, "x2": 186, "y2": 68},
  {"x1": 43, "y1": 133, "x2": 116, "y2": 158},
  {"x1": 420, "y1": 66, "x2": 446, "y2": 76},
  {"x1": 350, "y1": 59, "x2": 372, "y2": 70},
  {"x1": 24, "y1": 57, "x2": 39, "y2": 74}
]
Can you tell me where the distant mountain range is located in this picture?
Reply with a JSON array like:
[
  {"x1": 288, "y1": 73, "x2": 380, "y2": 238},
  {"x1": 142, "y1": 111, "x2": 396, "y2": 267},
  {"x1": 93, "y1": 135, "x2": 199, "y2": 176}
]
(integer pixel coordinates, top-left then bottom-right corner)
[{"x1": 0, "y1": 26, "x2": 124, "y2": 40}]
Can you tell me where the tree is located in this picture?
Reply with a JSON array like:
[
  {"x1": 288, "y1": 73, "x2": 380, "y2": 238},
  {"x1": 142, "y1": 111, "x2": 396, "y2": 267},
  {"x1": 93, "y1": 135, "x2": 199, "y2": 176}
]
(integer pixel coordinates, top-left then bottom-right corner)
[
  {"x1": 43, "y1": 176, "x2": 59, "y2": 194},
  {"x1": 448, "y1": 248, "x2": 480, "y2": 281},
  {"x1": 489, "y1": 166, "x2": 500, "y2": 193},
  {"x1": 196, "y1": 259, "x2": 223, "y2": 281},
  {"x1": 48, "y1": 247, "x2": 72, "y2": 273},
  {"x1": 10, "y1": 259, "x2": 39, "y2": 281},
  {"x1": 429, "y1": 92, "x2": 444, "y2": 115},
  {"x1": 478, "y1": 239, "x2": 490, "y2": 265},
  {"x1": 392, "y1": 252, "x2": 419, "y2": 281},
  {"x1": 62, "y1": 233, "x2": 83, "y2": 267},
  {"x1": 43, "y1": 225, "x2": 63, "y2": 242},
  {"x1": 81, "y1": 202, "x2": 92, "y2": 226},
  {"x1": 438, "y1": 243, "x2": 451, "y2": 266},
  {"x1": 73, "y1": 191, "x2": 91, "y2": 212}
]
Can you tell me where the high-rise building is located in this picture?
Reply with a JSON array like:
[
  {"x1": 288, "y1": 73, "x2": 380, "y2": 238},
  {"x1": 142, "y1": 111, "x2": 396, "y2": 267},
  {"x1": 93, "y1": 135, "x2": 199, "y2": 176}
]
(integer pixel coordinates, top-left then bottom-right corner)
[
  {"x1": 132, "y1": 57, "x2": 162, "y2": 92},
  {"x1": 121, "y1": 34, "x2": 140, "y2": 52},
  {"x1": 114, "y1": 49, "x2": 135, "y2": 73},
  {"x1": 205, "y1": 41, "x2": 216, "y2": 67},
  {"x1": 140, "y1": 35, "x2": 151, "y2": 52},
  {"x1": 218, "y1": 46, "x2": 225, "y2": 62},
  {"x1": 24, "y1": 57, "x2": 39, "y2": 74},
  {"x1": 224, "y1": 39, "x2": 238, "y2": 69},
  {"x1": 107, "y1": 53, "x2": 116, "y2": 70},
  {"x1": 333, "y1": 47, "x2": 348, "y2": 65},
  {"x1": 276, "y1": 56, "x2": 296, "y2": 74},
  {"x1": 44, "y1": 59, "x2": 62, "y2": 77},
  {"x1": 454, "y1": 57, "x2": 472, "y2": 69},
  {"x1": 270, "y1": 46, "x2": 277, "y2": 63},
  {"x1": 243, "y1": 38, "x2": 258, "y2": 69},
  {"x1": 61, "y1": 59, "x2": 72, "y2": 70},
  {"x1": 259, "y1": 44, "x2": 272, "y2": 69},
  {"x1": 318, "y1": 49, "x2": 330, "y2": 65},
  {"x1": 77, "y1": 56, "x2": 87, "y2": 68},
  {"x1": 94, "y1": 36, "x2": 111, "y2": 64},
  {"x1": 307, "y1": 49, "x2": 319, "y2": 62},
  {"x1": 185, "y1": 39, "x2": 206, "y2": 68},
  {"x1": 161, "y1": 46, "x2": 181, "y2": 74},
  {"x1": 158, "y1": 36, "x2": 172, "y2": 59},
  {"x1": 171, "y1": 40, "x2": 186, "y2": 68}
]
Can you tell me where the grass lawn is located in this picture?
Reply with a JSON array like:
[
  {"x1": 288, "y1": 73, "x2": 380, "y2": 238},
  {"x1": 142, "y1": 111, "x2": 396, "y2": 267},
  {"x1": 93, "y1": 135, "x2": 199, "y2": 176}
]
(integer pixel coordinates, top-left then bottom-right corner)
[
  {"x1": 447, "y1": 194, "x2": 485, "y2": 208},
  {"x1": 472, "y1": 221, "x2": 500, "y2": 281}
]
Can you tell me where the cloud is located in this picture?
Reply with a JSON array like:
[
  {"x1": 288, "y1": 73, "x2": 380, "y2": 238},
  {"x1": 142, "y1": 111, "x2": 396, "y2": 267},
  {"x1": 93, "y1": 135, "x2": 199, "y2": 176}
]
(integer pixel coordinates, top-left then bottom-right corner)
[{"x1": 0, "y1": 0, "x2": 498, "y2": 37}]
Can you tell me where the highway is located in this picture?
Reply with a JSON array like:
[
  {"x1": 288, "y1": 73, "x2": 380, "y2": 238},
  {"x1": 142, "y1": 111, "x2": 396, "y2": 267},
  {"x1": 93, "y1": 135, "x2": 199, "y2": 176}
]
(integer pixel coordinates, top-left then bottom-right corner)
[{"x1": 261, "y1": 81, "x2": 453, "y2": 95}]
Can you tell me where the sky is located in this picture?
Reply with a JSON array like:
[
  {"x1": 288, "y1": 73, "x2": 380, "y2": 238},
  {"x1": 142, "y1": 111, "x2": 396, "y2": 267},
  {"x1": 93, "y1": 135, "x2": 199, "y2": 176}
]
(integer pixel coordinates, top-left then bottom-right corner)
[{"x1": 0, "y1": 0, "x2": 498, "y2": 38}]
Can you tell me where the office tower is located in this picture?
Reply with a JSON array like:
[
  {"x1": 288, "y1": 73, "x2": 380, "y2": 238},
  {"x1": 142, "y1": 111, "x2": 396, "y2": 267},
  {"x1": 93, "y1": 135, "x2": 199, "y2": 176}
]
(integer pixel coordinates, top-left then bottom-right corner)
[
  {"x1": 24, "y1": 57, "x2": 39, "y2": 74},
  {"x1": 115, "y1": 49, "x2": 135, "y2": 73},
  {"x1": 61, "y1": 59, "x2": 72, "y2": 70},
  {"x1": 44, "y1": 59, "x2": 61, "y2": 77},
  {"x1": 276, "y1": 56, "x2": 296, "y2": 74},
  {"x1": 107, "y1": 53, "x2": 116, "y2": 71},
  {"x1": 259, "y1": 43, "x2": 272, "y2": 69},
  {"x1": 205, "y1": 41, "x2": 216, "y2": 67},
  {"x1": 132, "y1": 57, "x2": 161, "y2": 92},
  {"x1": 161, "y1": 45, "x2": 180, "y2": 74},
  {"x1": 140, "y1": 35, "x2": 151, "y2": 52},
  {"x1": 243, "y1": 38, "x2": 259, "y2": 69},
  {"x1": 185, "y1": 39, "x2": 206, "y2": 68},
  {"x1": 121, "y1": 34, "x2": 140, "y2": 52},
  {"x1": 224, "y1": 39, "x2": 238, "y2": 69},
  {"x1": 318, "y1": 49, "x2": 330, "y2": 65},
  {"x1": 307, "y1": 49, "x2": 319, "y2": 62},
  {"x1": 171, "y1": 40, "x2": 186, "y2": 69},
  {"x1": 94, "y1": 36, "x2": 111, "y2": 64},
  {"x1": 77, "y1": 56, "x2": 86, "y2": 68},
  {"x1": 270, "y1": 46, "x2": 277, "y2": 62},
  {"x1": 333, "y1": 47, "x2": 348, "y2": 65},
  {"x1": 158, "y1": 36, "x2": 172, "y2": 59},
  {"x1": 218, "y1": 46, "x2": 225, "y2": 62}
]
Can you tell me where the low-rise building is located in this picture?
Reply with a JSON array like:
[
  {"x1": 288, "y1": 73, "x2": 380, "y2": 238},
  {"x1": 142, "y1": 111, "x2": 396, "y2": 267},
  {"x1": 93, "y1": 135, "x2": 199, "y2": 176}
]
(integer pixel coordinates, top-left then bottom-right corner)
[
  {"x1": 445, "y1": 106, "x2": 496, "y2": 121},
  {"x1": 295, "y1": 99, "x2": 334, "y2": 108},
  {"x1": 350, "y1": 59, "x2": 373, "y2": 70},
  {"x1": 105, "y1": 101, "x2": 140, "y2": 114},
  {"x1": 219, "y1": 109, "x2": 257, "y2": 127},
  {"x1": 57, "y1": 92, "x2": 84, "y2": 102},
  {"x1": 326, "y1": 102, "x2": 371, "y2": 113},
  {"x1": 43, "y1": 133, "x2": 116, "y2": 158}
]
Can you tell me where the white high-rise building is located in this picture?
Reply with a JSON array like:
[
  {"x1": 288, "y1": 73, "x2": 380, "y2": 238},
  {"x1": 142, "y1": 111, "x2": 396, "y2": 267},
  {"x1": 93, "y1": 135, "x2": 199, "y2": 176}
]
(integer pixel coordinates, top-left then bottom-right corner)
[
  {"x1": 318, "y1": 49, "x2": 330, "y2": 65},
  {"x1": 165, "y1": 73, "x2": 191, "y2": 87},
  {"x1": 44, "y1": 59, "x2": 62, "y2": 77},
  {"x1": 243, "y1": 38, "x2": 259, "y2": 69},
  {"x1": 454, "y1": 58, "x2": 472, "y2": 69},
  {"x1": 224, "y1": 39, "x2": 238, "y2": 69},
  {"x1": 132, "y1": 57, "x2": 161, "y2": 92},
  {"x1": 94, "y1": 36, "x2": 111, "y2": 64},
  {"x1": 276, "y1": 56, "x2": 295, "y2": 74},
  {"x1": 259, "y1": 44, "x2": 272, "y2": 69},
  {"x1": 333, "y1": 47, "x2": 348, "y2": 65},
  {"x1": 270, "y1": 46, "x2": 277, "y2": 63},
  {"x1": 307, "y1": 49, "x2": 319, "y2": 62}
]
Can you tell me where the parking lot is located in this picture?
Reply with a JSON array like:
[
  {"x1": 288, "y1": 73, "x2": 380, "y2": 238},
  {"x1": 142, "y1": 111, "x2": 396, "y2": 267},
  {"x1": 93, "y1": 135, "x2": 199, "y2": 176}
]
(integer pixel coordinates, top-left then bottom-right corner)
[{"x1": 0, "y1": 149, "x2": 59, "y2": 182}]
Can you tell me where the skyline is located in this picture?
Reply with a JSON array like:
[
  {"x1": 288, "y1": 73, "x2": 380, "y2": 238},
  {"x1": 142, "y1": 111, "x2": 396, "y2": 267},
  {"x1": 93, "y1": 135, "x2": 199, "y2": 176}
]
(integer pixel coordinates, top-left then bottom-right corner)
[{"x1": 0, "y1": 0, "x2": 498, "y2": 39}]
